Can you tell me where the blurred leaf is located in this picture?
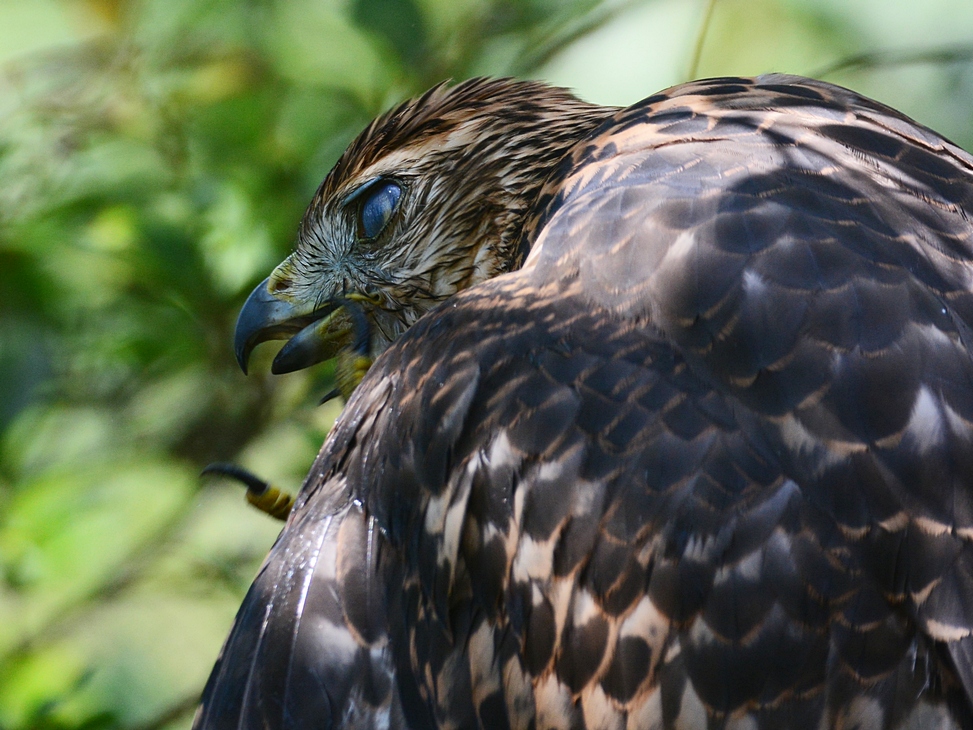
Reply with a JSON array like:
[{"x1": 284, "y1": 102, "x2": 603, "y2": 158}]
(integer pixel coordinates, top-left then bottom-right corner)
[
  {"x1": 267, "y1": 1, "x2": 396, "y2": 100},
  {"x1": 0, "y1": 460, "x2": 195, "y2": 651},
  {"x1": 0, "y1": 320, "x2": 51, "y2": 433},
  {"x1": 0, "y1": 2, "x2": 969, "y2": 729},
  {"x1": 3, "y1": 407, "x2": 116, "y2": 479},
  {"x1": 0, "y1": 643, "x2": 90, "y2": 729},
  {"x1": 0, "y1": 1, "x2": 83, "y2": 66},
  {"x1": 198, "y1": 183, "x2": 273, "y2": 296},
  {"x1": 694, "y1": 0, "x2": 849, "y2": 78},
  {"x1": 353, "y1": 0, "x2": 430, "y2": 69}
]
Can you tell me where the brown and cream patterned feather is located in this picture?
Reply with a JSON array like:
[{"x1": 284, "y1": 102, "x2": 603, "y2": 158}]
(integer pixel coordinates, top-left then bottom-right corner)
[{"x1": 195, "y1": 75, "x2": 973, "y2": 730}]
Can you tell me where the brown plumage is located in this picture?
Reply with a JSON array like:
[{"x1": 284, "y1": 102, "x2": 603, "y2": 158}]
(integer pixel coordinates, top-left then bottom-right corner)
[
  {"x1": 234, "y1": 78, "x2": 613, "y2": 373},
  {"x1": 197, "y1": 75, "x2": 973, "y2": 730}
]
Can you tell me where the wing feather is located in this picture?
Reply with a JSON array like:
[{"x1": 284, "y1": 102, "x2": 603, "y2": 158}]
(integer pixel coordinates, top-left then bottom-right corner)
[
  {"x1": 196, "y1": 492, "x2": 420, "y2": 729},
  {"x1": 198, "y1": 75, "x2": 973, "y2": 729}
]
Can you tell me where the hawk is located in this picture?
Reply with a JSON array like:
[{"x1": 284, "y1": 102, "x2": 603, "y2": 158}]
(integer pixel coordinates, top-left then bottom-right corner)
[{"x1": 194, "y1": 75, "x2": 973, "y2": 730}]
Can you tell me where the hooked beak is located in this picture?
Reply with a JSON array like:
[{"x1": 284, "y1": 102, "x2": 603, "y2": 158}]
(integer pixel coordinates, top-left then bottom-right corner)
[{"x1": 234, "y1": 277, "x2": 349, "y2": 375}]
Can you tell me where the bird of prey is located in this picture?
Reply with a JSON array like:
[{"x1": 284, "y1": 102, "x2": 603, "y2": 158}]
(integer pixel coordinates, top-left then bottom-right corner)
[{"x1": 194, "y1": 75, "x2": 973, "y2": 730}]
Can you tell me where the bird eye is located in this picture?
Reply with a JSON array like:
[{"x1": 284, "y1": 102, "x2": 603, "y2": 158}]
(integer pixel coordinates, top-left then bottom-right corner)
[{"x1": 359, "y1": 181, "x2": 401, "y2": 239}]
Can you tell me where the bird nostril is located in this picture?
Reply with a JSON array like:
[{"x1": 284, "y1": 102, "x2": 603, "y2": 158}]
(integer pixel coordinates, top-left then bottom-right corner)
[{"x1": 269, "y1": 276, "x2": 292, "y2": 293}]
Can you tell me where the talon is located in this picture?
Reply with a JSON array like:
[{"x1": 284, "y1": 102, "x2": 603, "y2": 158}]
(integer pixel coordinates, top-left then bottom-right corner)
[
  {"x1": 201, "y1": 463, "x2": 295, "y2": 521},
  {"x1": 334, "y1": 297, "x2": 372, "y2": 357},
  {"x1": 333, "y1": 297, "x2": 374, "y2": 399},
  {"x1": 319, "y1": 388, "x2": 342, "y2": 405}
]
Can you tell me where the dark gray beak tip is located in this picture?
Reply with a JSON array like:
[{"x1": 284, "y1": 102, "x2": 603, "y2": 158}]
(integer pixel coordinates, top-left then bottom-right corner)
[
  {"x1": 234, "y1": 277, "x2": 291, "y2": 375},
  {"x1": 269, "y1": 318, "x2": 335, "y2": 374},
  {"x1": 270, "y1": 347, "x2": 301, "y2": 375},
  {"x1": 235, "y1": 341, "x2": 251, "y2": 375}
]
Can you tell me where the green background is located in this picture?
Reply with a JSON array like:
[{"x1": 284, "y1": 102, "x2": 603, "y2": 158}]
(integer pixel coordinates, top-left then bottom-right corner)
[{"x1": 0, "y1": 1, "x2": 971, "y2": 728}]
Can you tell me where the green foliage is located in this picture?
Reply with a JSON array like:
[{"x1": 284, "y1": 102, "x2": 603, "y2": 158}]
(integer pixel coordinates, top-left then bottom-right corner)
[{"x1": 0, "y1": 1, "x2": 969, "y2": 728}]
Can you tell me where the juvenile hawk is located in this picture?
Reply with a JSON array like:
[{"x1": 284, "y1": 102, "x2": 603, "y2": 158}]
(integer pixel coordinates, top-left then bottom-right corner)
[{"x1": 195, "y1": 75, "x2": 973, "y2": 730}]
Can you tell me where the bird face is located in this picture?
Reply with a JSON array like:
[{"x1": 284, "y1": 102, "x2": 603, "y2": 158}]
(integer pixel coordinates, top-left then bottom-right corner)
[
  {"x1": 234, "y1": 169, "x2": 419, "y2": 375},
  {"x1": 233, "y1": 78, "x2": 613, "y2": 377},
  {"x1": 234, "y1": 153, "x2": 442, "y2": 375}
]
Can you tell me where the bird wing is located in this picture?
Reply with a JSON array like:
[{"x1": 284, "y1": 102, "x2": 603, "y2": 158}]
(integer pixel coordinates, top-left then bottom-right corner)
[
  {"x1": 193, "y1": 379, "x2": 424, "y2": 729},
  {"x1": 196, "y1": 75, "x2": 973, "y2": 729},
  {"x1": 528, "y1": 72, "x2": 973, "y2": 676}
]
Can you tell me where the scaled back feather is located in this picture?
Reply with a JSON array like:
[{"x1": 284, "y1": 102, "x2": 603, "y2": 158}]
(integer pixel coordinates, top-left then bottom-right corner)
[{"x1": 199, "y1": 75, "x2": 973, "y2": 730}]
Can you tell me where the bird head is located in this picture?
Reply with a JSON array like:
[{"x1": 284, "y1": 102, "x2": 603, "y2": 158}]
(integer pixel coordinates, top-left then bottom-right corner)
[{"x1": 234, "y1": 77, "x2": 613, "y2": 375}]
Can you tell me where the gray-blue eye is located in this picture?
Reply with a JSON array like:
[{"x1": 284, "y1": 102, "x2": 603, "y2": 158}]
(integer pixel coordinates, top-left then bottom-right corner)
[{"x1": 359, "y1": 181, "x2": 401, "y2": 239}]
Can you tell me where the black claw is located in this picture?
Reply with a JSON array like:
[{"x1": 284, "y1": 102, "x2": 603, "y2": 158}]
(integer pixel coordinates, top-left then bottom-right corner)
[
  {"x1": 202, "y1": 462, "x2": 270, "y2": 496},
  {"x1": 319, "y1": 388, "x2": 342, "y2": 405},
  {"x1": 202, "y1": 462, "x2": 294, "y2": 521}
]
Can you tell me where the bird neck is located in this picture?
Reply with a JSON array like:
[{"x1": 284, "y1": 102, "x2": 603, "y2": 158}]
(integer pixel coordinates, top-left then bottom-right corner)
[{"x1": 446, "y1": 98, "x2": 618, "y2": 286}]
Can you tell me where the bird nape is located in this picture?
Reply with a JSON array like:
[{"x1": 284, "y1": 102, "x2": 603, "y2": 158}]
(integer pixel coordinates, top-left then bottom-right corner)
[{"x1": 193, "y1": 75, "x2": 973, "y2": 730}]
